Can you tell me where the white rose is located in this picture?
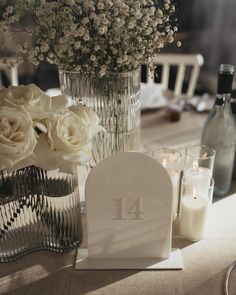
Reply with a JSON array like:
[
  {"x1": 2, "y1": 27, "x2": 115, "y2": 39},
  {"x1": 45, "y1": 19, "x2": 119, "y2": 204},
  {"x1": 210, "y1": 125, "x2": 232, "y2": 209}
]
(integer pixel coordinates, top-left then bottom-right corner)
[
  {"x1": 0, "y1": 105, "x2": 37, "y2": 171},
  {"x1": 1, "y1": 84, "x2": 50, "y2": 119},
  {"x1": 34, "y1": 110, "x2": 97, "y2": 173},
  {"x1": 69, "y1": 105, "x2": 105, "y2": 137},
  {"x1": 1, "y1": 84, "x2": 67, "y2": 119}
]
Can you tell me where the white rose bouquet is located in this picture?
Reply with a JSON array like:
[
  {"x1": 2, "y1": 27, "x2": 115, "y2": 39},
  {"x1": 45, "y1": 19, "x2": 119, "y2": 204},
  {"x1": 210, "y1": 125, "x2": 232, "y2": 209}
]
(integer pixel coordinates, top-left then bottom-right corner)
[
  {"x1": 1, "y1": 0, "x2": 179, "y2": 77},
  {"x1": 0, "y1": 84, "x2": 104, "y2": 174}
]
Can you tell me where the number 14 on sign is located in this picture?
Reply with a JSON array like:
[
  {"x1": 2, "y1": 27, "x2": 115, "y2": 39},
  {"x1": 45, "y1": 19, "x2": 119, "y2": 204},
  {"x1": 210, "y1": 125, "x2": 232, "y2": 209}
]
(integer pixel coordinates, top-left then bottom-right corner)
[{"x1": 113, "y1": 198, "x2": 144, "y2": 220}]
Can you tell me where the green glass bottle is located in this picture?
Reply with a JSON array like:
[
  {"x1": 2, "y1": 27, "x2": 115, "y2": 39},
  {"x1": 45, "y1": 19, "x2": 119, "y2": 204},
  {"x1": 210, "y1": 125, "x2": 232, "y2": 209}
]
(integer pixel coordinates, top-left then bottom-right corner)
[{"x1": 201, "y1": 64, "x2": 235, "y2": 196}]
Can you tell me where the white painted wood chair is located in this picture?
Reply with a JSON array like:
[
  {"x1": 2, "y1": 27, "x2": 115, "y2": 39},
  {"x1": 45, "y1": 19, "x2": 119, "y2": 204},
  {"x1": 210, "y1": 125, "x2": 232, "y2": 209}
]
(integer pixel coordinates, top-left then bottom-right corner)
[
  {"x1": 146, "y1": 54, "x2": 204, "y2": 98},
  {"x1": 0, "y1": 58, "x2": 19, "y2": 86}
]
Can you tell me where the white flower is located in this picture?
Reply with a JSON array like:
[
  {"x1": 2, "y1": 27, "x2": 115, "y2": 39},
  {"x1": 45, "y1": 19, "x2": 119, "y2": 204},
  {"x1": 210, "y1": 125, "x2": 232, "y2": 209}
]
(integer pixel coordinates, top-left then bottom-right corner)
[
  {"x1": 97, "y1": 2, "x2": 104, "y2": 9},
  {"x1": 34, "y1": 108, "x2": 103, "y2": 173},
  {"x1": 38, "y1": 54, "x2": 44, "y2": 61},
  {"x1": 69, "y1": 104, "x2": 105, "y2": 137},
  {"x1": 77, "y1": 26, "x2": 86, "y2": 36},
  {"x1": 0, "y1": 105, "x2": 37, "y2": 170},
  {"x1": 164, "y1": 3, "x2": 170, "y2": 10},
  {"x1": 74, "y1": 41, "x2": 81, "y2": 49},
  {"x1": 2, "y1": 0, "x2": 178, "y2": 75},
  {"x1": 1, "y1": 84, "x2": 67, "y2": 119},
  {"x1": 127, "y1": 21, "x2": 135, "y2": 29},
  {"x1": 1, "y1": 84, "x2": 50, "y2": 119},
  {"x1": 40, "y1": 44, "x2": 49, "y2": 52},
  {"x1": 82, "y1": 17, "x2": 89, "y2": 25},
  {"x1": 98, "y1": 26, "x2": 106, "y2": 35},
  {"x1": 94, "y1": 44, "x2": 100, "y2": 51},
  {"x1": 6, "y1": 6, "x2": 14, "y2": 14},
  {"x1": 83, "y1": 34, "x2": 90, "y2": 41},
  {"x1": 99, "y1": 69, "x2": 106, "y2": 77},
  {"x1": 168, "y1": 36, "x2": 174, "y2": 43},
  {"x1": 90, "y1": 55, "x2": 96, "y2": 62}
]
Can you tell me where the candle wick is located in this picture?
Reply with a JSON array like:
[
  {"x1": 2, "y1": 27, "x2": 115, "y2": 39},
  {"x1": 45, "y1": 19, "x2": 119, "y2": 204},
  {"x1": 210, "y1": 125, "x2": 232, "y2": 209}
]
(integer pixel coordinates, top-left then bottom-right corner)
[
  {"x1": 193, "y1": 187, "x2": 197, "y2": 199},
  {"x1": 193, "y1": 160, "x2": 200, "y2": 174}
]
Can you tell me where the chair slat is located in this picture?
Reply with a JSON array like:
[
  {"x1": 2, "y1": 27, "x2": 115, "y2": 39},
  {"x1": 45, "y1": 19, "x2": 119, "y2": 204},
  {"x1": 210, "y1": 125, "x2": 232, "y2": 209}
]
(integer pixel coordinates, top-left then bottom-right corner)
[
  {"x1": 187, "y1": 66, "x2": 200, "y2": 97},
  {"x1": 162, "y1": 64, "x2": 170, "y2": 90},
  {"x1": 145, "y1": 54, "x2": 204, "y2": 98},
  {"x1": 0, "y1": 59, "x2": 19, "y2": 86},
  {"x1": 174, "y1": 64, "x2": 185, "y2": 97}
]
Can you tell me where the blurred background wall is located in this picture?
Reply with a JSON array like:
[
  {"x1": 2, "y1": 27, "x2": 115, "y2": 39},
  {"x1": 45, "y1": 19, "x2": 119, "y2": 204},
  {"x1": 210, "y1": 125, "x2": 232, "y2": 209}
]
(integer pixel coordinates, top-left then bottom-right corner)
[{"x1": 173, "y1": 0, "x2": 236, "y2": 93}]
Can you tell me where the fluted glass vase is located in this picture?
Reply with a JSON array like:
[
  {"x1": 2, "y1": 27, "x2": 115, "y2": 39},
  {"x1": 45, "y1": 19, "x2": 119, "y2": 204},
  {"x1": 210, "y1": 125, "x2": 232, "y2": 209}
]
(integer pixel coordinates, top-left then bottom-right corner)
[
  {"x1": 0, "y1": 166, "x2": 82, "y2": 262},
  {"x1": 59, "y1": 68, "x2": 141, "y2": 166}
]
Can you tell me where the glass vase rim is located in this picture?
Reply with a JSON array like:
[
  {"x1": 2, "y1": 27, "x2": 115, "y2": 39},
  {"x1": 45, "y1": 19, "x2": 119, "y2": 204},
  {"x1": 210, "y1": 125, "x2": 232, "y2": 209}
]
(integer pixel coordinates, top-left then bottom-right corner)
[{"x1": 59, "y1": 66, "x2": 141, "y2": 77}]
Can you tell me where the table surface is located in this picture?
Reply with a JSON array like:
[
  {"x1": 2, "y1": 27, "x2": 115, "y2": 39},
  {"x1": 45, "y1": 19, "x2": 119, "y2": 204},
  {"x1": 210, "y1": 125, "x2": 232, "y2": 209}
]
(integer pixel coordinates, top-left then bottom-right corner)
[{"x1": 1, "y1": 110, "x2": 236, "y2": 295}]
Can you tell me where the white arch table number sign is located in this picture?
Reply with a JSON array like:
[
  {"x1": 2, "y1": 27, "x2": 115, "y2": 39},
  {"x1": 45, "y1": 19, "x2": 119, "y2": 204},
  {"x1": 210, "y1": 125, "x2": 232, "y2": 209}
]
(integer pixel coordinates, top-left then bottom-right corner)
[{"x1": 75, "y1": 152, "x2": 183, "y2": 270}]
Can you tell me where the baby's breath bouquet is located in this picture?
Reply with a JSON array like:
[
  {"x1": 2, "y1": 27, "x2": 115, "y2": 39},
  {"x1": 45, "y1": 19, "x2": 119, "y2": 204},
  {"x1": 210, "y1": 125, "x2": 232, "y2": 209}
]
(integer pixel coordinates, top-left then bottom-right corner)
[{"x1": 2, "y1": 0, "x2": 178, "y2": 77}]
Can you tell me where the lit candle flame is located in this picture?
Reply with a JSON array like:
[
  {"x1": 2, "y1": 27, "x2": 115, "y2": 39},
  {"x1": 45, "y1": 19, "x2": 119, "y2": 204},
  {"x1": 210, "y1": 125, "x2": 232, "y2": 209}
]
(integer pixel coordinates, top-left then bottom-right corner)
[
  {"x1": 162, "y1": 158, "x2": 167, "y2": 169},
  {"x1": 193, "y1": 160, "x2": 199, "y2": 174}
]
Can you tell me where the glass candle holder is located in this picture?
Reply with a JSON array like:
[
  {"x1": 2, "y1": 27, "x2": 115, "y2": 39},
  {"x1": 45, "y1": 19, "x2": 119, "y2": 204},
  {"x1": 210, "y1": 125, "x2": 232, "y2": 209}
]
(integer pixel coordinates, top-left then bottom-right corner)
[
  {"x1": 148, "y1": 146, "x2": 183, "y2": 222},
  {"x1": 185, "y1": 145, "x2": 216, "y2": 175},
  {"x1": 151, "y1": 147, "x2": 183, "y2": 170},
  {"x1": 184, "y1": 145, "x2": 215, "y2": 197},
  {"x1": 179, "y1": 176, "x2": 214, "y2": 241}
]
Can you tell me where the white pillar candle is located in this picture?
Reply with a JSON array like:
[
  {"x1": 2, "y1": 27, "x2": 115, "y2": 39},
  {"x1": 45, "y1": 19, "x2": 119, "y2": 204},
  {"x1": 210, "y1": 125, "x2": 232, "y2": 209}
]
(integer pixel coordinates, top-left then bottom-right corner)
[
  {"x1": 185, "y1": 166, "x2": 211, "y2": 197},
  {"x1": 179, "y1": 194, "x2": 210, "y2": 241}
]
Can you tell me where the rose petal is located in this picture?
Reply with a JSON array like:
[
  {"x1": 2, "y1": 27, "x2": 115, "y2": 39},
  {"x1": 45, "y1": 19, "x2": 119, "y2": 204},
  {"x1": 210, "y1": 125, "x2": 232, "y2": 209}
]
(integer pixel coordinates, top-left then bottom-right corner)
[
  {"x1": 51, "y1": 95, "x2": 68, "y2": 112},
  {"x1": 0, "y1": 105, "x2": 37, "y2": 170}
]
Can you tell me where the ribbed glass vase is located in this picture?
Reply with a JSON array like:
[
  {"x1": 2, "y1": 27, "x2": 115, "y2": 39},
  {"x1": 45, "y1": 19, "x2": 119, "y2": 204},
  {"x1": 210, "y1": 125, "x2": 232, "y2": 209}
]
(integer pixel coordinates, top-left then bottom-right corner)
[
  {"x1": 0, "y1": 166, "x2": 82, "y2": 262},
  {"x1": 59, "y1": 68, "x2": 141, "y2": 166}
]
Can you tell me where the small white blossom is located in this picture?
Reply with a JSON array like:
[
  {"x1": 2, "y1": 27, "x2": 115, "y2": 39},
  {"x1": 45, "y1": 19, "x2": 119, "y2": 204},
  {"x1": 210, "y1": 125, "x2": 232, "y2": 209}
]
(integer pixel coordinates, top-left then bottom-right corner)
[
  {"x1": 83, "y1": 35, "x2": 90, "y2": 41},
  {"x1": 74, "y1": 41, "x2": 81, "y2": 49},
  {"x1": 38, "y1": 54, "x2": 44, "y2": 61},
  {"x1": 1, "y1": 0, "x2": 178, "y2": 75},
  {"x1": 168, "y1": 36, "x2": 174, "y2": 43},
  {"x1": 98, "y1": 26, "x2": 106, "y2": 35},
  {"x1": 164, "y1": 4, "x2": 170, "y2": 10},
  {"x1": 82, "y1": 17, "x2": 89, "y2": 25},
  {"x1": 90, "y1": 55, "x2": 96, "y2": 61},
  {"x1": 127, "y1": 21, "x2": 135, "y2": 29},
  {"x1": 94, "y1": 45, "x2": 100, "y2": 51},
  {"x1": 6, "y1": 6, "x2": 14, "y2": 14},
  {"x1": 40, "y1": 44, "x2": 49, "y2": 52},
  {"x1": 97, "y1": 2, "x2": 104, "y2": 10}
]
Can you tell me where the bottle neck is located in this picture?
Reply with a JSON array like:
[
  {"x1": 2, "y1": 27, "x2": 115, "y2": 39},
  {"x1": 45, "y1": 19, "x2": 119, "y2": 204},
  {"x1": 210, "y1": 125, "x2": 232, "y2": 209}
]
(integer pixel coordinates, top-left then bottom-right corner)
[
  {"x1": 217, "y1": 70, "x2": 234, "y2": 94},
  {"x1": 215, "y1": 93, "x2": 231, "y2": 106}
]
